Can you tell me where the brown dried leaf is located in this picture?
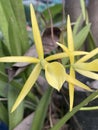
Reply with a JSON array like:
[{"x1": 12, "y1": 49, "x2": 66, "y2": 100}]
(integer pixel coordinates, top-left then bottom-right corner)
[{"x1": 42, "y1": 27, "x2": 61, "y2": 54}]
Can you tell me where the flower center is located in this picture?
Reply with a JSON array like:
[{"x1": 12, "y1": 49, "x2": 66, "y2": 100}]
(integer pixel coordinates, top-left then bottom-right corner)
[{"x1": 40, "y1": 59, "x2": 48, "y2": 69}]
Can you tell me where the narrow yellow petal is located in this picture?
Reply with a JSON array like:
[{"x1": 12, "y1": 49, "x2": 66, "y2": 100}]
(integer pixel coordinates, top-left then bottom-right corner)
[
  {"x1": 45, "y1": 51, "x2": 88, "y2": 62},
  {"x1": 67, "y1": 15, "x2": 74, "y2": 51},
  {"x1": 76, "y1": 48, "x2": 98, "y2": 63},
  {"x1": 74, "y1": 59, "x2": 98, "y2": 71},
  {"x1": 69, "y1": 67, "x2": 75, "y2": 111},
  {"x1": 75, "y1": 68, "x2": 98, "y2": 80},
  {"x1": 45, "y1": 62, "x2": 65, "y2": 91},
  {"x1": 56, "y1": 42, "x2": 69, "y2": 55},
  {"x1": 0, "y1": 56, "x2": 39, "y2": 63},
  {"x1": 45, "y1": 53, "x2": 68, "y2": 61},
  {"x1": 11, "y1": 63, "x2": 41, "y2": 112},
  {"x1": 65, "y1": 73, "x2": 92, "y2": 91},
  {"x1": 30, "y1": 4, "x2": 44, "y2": 59},
  {"x1": 69, "y1": 83, "x2": 74, "y2": 111},
  {"x1": 74, "y1": 51, "x2": 89, "y2": 56}
]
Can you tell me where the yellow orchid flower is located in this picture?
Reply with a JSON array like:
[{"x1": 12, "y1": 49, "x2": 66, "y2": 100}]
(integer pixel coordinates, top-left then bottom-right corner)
[
  {"x1": 57, "y1": 15, "x2": 92, "y2": 111},
  {"x1": 73, "y1": 48, "x2": 98, "y2": 80},
  {"x1": 0, "y1": 4, "x2": 66, "y2": 112},
  {"x1": 0, "y1": 5, "x2": 92, "y2": 113}
]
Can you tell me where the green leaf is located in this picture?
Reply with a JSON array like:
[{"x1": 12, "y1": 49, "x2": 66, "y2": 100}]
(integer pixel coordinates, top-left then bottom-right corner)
[
  {"x1": 0, "y1": 41, "x2": 5, "y2": 72},
  {"x1": 8, "y1": 85, "x2": 24, "y2": 130},
  {"x1": 0, "y1": 102, "x2": 8, "y2": 125},
  {"x1": 0, "y1": 0, "x2": 21, "y2": 55},
  {"x1": 8, "y1": 22, "x2": 23, "y2": 55},
  {"x1": 73, "y1": 15, "x2": 82, "y2": 35},
  {"x1": 0, "y1": 2, "x2": 10, "y2": 53},
  {"x1": 9, "y1": 0, "x2": 29, "y2": 53},
  {"x1": 74, "y1": 24, "x2": 91, "y2": 50},
  {"x1": 0, "y1": 71, "x2": 39, "y2": 105},
  {"x1": 31, "y1": 87, "x2": 53, "y2": 130},
  {"x1": 42, "y1": 4, "x2": 62, "y2": 23},
  {"x1": 50, "y1": 90, "x2": 98, "y2": 130},
  {"x1": 80, "y1": 0, "x2": 86, "y2": 20},
  {"x1": 87, "y1": 32, "x2": 96, "y2": 51},
  {"x1": 0, "y1": 0, "x2": 29, "y2": 55},
  {"x1": 0, "y1": 80, "x2": 8, "y2": 97}
]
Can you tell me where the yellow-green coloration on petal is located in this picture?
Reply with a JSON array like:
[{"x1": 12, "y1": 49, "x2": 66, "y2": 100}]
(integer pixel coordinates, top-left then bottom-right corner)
[
  {"x1": 69, "y1": 67, "x2": 75, "y2": 111},
  {"x1": 65, "y1": 73, "x2": 92, "y2": 92},
  {"x1": 75, "y1": 69, "x2": 98, "y2": 80},
  {"x1": 56, "y1": 42, "x2": 88, "y2": 57},
  {"x1": 11, "y1": 63, "x2": 41, "y2": 112},
  {"x1": 67, "y1": 15, "x2": 75, "y2": 111},
  {"x1": 45, "y1": 52, "x2": 68, "y2": 61},
  {"x1": 30, "y1": 4, "x2": 44, "y2": 59},
  {"x1": 0, "y1": 4, "x2": 94, "y2": 113},
  {"x1": 74, "y1": 59, "x2": 98, "y2": 72},
  {"x1": 45, "y1": 62, "x2": 66, "y2": 91},
  {"x1": 57, "y1": 15, "x2": 92, "y2": 111},
  {"x1": 67, "y1": 15, "x2": 74, "y2": 52},
  {"x1": 76, "y1": 48, "x2": 98, "y2": 63},
  {"x1": 0, "y1": 56, "x2": 39, "y2": 63}
]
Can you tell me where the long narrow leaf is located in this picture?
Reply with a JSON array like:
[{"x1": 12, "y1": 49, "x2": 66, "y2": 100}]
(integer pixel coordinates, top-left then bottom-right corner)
[
  {"x1": 74, "y1": 24, "x2": 91, "y2": 50},
  {"x1": 0, "y1": 71, "x2": 39, "y2": 105},
  {"x1": 50, "y1": 90, "x2": 98, "y2": 130},
  {"x1": 9, "y1": 0, "x2": 29, "y2": 53},
  {"x1": 0, "y1": 102, "x2": 8, "y2": 125},
  {"x1": 8, "y1": 85, "x2": 24, "y2": 130},
  {"x1": 80, "y1": 0, "x2": 86, "y2": 20},
  {"x1": 31, "y1": 87, "x2": 53, "y2": 130},
  {"x1": 0, "y1": 0, "x2": 23, "y2": 55},
  {"x1": 73, "y1": 15, "x2": 82, "y2": 35}
]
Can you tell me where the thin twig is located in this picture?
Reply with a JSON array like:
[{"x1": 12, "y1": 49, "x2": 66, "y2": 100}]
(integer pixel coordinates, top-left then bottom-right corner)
[{"x1": 46, "y1": 0, "x2": 55, "y2": 44}]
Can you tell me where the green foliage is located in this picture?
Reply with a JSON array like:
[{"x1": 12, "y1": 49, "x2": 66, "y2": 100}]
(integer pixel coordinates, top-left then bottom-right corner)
[
  {"x1": 74, "y1": 24, "x2": 91, "y2": 50},
  {"x1": 0, "y1": 1, "x2": 98, "y2": 130},
  {"x1": 0, "y1": 1, "x2": 38, "y2": 129},
  {"x1": 0, "y1": 0, "x2": 29, "y2": 55},
  {"x1": 31, "y1": 87, "x2": 53, "y2": 130}
]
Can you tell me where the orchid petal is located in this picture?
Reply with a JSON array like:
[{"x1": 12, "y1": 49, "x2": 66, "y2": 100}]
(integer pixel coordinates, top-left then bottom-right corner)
[
  {"x1": 74, "y1": 51, "x2": 89, "y2": 55},
  {"x1": 67, "y1": 15, "x2": 74, "y2": 51},
  {"x1": 45, "y1": 53, "x2": 68, "y2": 61},
  {"x1": 69, "y1": 83, "x2": 74, "y2": 111},
  {"x1": 74, "y1": 59, "x2": 98, "y2": 71},
  {"x1": 11, "y1": 63, "x2": 41, "y2": 112},
  {"x1": 30, "y1": 4, "x2": 44, "y2": 59},
  {"x1": 75, "y1": 68, "x2": 98, "y2": 80},
  {"x1": 65, "y1": 73, "x2": 92, "y2": 91},
  {"x1": 0, "y1": 56, "x2": 39, "y2": 63},
  {"x1": 57, "y1": 42, "x2": 69, "y2": 55},
  {"x1": 76, "y1": 48, "x2": 98, "y2": 63},
  {"x1": 69, "y1": 67, "x2": 75, "y2": 111},
  {"x1": 45, "y1": 62, "x2": 65, "y2": 91}
]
